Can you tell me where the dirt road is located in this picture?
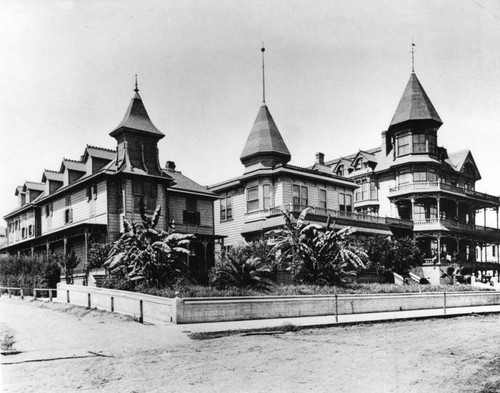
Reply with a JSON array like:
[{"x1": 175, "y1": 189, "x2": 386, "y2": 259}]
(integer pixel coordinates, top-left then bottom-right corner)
[{"x1": 1, "y1": 297, "x2": 500, "y2": 392}]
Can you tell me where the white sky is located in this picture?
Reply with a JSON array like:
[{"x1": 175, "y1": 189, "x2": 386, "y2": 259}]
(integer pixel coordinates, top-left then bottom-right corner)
[{"x1": 1, "y1": 0, "x2": 500, "y2": 227}]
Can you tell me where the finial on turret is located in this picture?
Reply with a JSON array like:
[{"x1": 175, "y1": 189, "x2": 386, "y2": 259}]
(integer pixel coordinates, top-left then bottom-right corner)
[
  {"x1": 410, "y1": 42, "x2": 416, "y2": 73},
  {"x1": 134, "y1": 74, "x2": 139, "y2": 93},
  {"x1": 261, "y1": 43, "x2": 266, "y2": 104}
]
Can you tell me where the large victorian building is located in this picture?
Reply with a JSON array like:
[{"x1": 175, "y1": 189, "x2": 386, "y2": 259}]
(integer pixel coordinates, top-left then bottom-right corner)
[
  {"x1": 3, "y1": 84, "x2": 221, "y2": 284},
  {"x1": 317, "y1": 72, "x2": 500, "y2": 281},
  {"x1": 210, "y1": 58, "x2": 500, "y2": 284},
  {"x1": 209, "y1": 53, "x2": 414, "y2": 248}
]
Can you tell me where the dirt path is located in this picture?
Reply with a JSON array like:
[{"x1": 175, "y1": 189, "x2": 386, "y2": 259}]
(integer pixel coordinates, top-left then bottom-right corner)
[{"x1": 2, "y1": 297, "x2": 500, "y2": 392}]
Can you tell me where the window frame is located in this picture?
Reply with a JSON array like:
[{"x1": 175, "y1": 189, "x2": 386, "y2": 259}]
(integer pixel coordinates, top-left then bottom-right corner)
[{"x1": 246, "y1": 186, "x2": 259, "y2": 212}]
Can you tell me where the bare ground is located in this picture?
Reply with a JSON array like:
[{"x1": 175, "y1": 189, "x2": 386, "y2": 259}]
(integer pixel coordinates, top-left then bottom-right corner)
[{"x1": 1, "y1": 297, "x2": 500, "y2": 393}]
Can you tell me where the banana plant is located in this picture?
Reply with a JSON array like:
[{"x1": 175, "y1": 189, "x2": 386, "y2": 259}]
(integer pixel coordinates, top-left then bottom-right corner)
[
  {"x1": 268, "y1": 207, "x2": 367, "y2": 285},
  {"x1": 105, "y1": 198, "x2": 194, "y2": 288}
]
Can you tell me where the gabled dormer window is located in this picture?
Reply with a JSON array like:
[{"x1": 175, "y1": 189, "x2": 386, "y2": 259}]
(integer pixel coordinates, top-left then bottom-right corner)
[
  {"x1": 354, "y1": 158, "x2": 363, "y2": 170},
  {"x1": 336, "y1": 165, "x2": 345, "y2": 177}
]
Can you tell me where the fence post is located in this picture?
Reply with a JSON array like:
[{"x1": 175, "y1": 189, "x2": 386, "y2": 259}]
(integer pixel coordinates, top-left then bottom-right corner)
[
  {"x1": 111, "y1": 296, "x2": 114, "y2": 312},
  {"x1": 49, "y1": 289, "x2": 53, "y2": 302},
  {"x1": 8, "y1": 289, "x2": 11, "y2": 298},
  {"x1": 335, "y1": 294, "x2": 339, "y2": 323},
  {"x1": 66, "y1": 290, "x2": 70, "y2": 304},
  {"x1": 87, "y1": 293, "x2": 91, "y2": 309},
  {"x1": 20, "y1": 289, "x2": 24, "y2": 300},
  {"x1": 444, "y1": 292, "x2": 447, "y2": 315},
  {"x1": 139, "y1": 300, "x2": 144, "y2": 324},
  {"x1": 34, "y1": 289, "x2": 37, "y2": 300}
]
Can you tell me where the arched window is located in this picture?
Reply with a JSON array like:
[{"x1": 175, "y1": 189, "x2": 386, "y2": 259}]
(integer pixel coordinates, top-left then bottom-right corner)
[
  {"x1": 336, "y1": 165, "x2": 345, "y2": 177},
  {"x1": 354, "y1": 158, "x2": 363, "y2": 170}
]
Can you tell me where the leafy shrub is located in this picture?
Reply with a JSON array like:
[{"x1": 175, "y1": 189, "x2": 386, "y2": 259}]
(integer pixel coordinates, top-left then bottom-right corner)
[
  {"x1": 209, "y1": 242, "x2": 275, "y2": 291},
  {"x1": 105, "y1": 199, "x2": 194, "y2": 289},
  {"x1": 0, "y1": 254, "x2": 61, "y2": 294},
  {"x1": 268, "y1": 207, "x2": 367, "y2": 285},
  {"x1": 362, "y1": 236, "x2": 423, "y2": 276}
]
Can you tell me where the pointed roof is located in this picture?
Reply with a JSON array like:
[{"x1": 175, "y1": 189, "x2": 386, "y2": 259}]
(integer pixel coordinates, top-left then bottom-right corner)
[
  {"x1": 110, "y1": 90, "x2": 164, "y2": 139},
  {"x1": 389, "y1": 73, "x2": 442, "y2": 129},
  {"x1": 240, "y1": 104, "x2": 291, "y2": 165}
]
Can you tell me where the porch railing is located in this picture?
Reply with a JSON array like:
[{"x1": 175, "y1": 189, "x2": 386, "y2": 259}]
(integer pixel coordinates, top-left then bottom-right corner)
[{"x1": 389, "y1": 182, "x2": 500, "y2": 204}]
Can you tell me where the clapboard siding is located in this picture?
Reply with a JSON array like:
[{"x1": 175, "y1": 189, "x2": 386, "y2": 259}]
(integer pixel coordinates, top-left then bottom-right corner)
[
  {"x1": 214, "y1": 190, "x2": 246, "y2": 246},
  {"x1": 168, "y1": 193, "x2": 214, "y2": 234}
]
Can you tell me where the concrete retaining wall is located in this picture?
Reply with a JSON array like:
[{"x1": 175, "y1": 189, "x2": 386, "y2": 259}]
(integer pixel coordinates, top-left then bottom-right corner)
[
  {"x1": 55, "y1": 284, "x2": 500, "y2": 325},
  {"x1": 55, "y1": 284, "x2": 175, "y2": 324},
  {"x1": 175, "y1": 292, "x2": 500, "y2": 324}
]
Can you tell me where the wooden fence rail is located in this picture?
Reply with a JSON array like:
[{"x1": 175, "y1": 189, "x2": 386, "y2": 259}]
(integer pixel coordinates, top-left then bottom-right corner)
[
  {"x1": 0, "y1": 286, "x2": 24, "y2": 300},
  {"x1": 33, "y1": 288, "x2": 57, "y2": 301}
]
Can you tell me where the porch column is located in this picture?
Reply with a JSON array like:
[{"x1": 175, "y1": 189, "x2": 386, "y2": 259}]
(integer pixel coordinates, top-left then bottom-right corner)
[
  {"x1": 436, "y1": 196, "x2": 441, "y2": 223},
  {"x1": 496, "y1": 207, "x2": 499, "y2": 229},
  {"x1": 480, "y1": 243, "x2": 483, "y2": 263},
  {"x1": 31, "y1": 247, "x2": 34, "y2": 257},
  {"x1": 484, "y1": 208, "x2": 487, "y2": 227},
  {"x1": 437, "y1": 234, "x2": 441, "y2": 264},
  {"x1": 410, "y1": 197, "x2": 415, "y2": 220},
  {"x1": 46, "y1": 241, "x2": 50, "y2": 259},
  {"x1": 63, "y1": 237, "x2": 67, "y2": 256},
  {"x1": 84, "y1": 232, "x2": 89, "y2": 286},
  {"x1": 455, "y1": 202, "x2": 459, "y2": 222}
]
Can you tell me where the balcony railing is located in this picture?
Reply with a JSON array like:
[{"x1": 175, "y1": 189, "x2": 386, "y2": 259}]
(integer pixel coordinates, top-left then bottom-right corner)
[
  {"x1": 389, "y1": 182, "x2": 500, "y2": 204},
  {"x1": 268, "y1": 204, "x2": 413, "y2": 228}
]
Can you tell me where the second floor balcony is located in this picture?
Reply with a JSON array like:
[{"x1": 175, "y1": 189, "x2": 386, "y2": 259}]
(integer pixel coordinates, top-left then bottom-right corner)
[
  {"x1": 268, "y1": 204, "x2": 414, "y2": 229},
  {"x1": 389, "y1": 182, "x2": 500, "y2": 205}
]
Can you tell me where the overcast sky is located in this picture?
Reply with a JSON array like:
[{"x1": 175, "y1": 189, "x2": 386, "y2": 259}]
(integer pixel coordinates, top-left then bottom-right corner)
[{"x1": 1, "y1": 0, "x2": 500, "y2": 227}]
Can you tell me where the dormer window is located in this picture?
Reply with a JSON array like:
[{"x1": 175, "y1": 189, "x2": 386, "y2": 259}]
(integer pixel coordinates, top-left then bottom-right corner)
[
  {"x1": 354, "y1": 158, "x2": 362, "y2": 170},
  {"x1": 336, "y1": 165, "x2": 345, "y2": 177}
]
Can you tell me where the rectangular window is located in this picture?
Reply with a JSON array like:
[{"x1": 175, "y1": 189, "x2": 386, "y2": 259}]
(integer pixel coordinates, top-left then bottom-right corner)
[
  {"x1": 28, "y1": 225, "x2": 33, "y2": 237},
  {"x1": 414, "y1": 203, "x2": 425, "y2": 220},
  {"x1": 300, "y1": 186, "x2": 308, "y2": 206},
  {"x1": 93, "y1": 184, "x2": 98, "y2": 199},
  {"x1": 428, "y1": 134, "x2": 437, "y2": 155},
  {"x1": 65, "y1": 195, "x2": 71, "y2": 206},
  {"x1": 361, "y1": 182, "x2": 369, "y2": 200},
  {"x1": 397, "y1": 135, "x2": 410, "y2": 156},
  {"x1": 412, "y1": 133, "x2": 426, "y2": 153},
  {"x1": 428, "y1": 171, "x2": 437, "y2": 182},
  {"x1": 45, "y1": 204, "x2": 50, "y2": 217},
  {"x1": 493, "y1": 246, "x2": 496, "y2": 257},
  {"x1": 346, "y1": 194, "x2": 352, "y2": 212},
  {"x1": 263, "y1": 184, "x2": 271, "y2": 210},
  {"x1": 398, "y1": 172, "x2": 412, "y2": 185},
  {"x1": 247, "y1": 186, "x2": 259, "y2": 212},
  {"x1": 292, "y1": 185, "x2": 300, "y2": 205},
  {"x1": 413, "y1": 171, "x2": 427, "y2": 182},
  {"x1": 183, "y1": 197, "x2": 200, "y2": 225},
  {"x1": 22, "y1": 227, "x2": 26, "y2": 238},
  {"x1": 64, "y1": 208, "x2": 73, "y2": 224},
  {"x1": 133, "y1": 180, "x2": 157, "y2": 213},
  {"x1": 319, "y1": 189, "x2": 327, "y2": 209},
  {"x1": 220, "y1": 196, "x2": 233, "y2": 221}
]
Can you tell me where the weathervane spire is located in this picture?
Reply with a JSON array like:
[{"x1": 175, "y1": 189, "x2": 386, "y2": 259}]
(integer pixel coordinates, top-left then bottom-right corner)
[
  {"x1": 410, "y1": 42, "x2": 416, "y2": 73},
  {"x1": 134, "y1": 74, "x2": 139, "y2": 93},
  {"x1": 261, "y1": 43, "x2": 266, "y2": 104}
]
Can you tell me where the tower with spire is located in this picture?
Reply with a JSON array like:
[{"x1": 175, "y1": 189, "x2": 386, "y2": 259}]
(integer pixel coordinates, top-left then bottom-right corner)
[
  {"x1": 240, "y1": 45, "x2": 291, "y2": 169},
  {"x1": 110, "y1": 76, "x2": 165, "y2": 176},
  {"x1": 384, "y1": 54, "x2": 443, "y2": 160}
]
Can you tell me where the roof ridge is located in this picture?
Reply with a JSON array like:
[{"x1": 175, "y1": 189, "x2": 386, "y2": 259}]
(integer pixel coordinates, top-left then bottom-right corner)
[
  {"x1": 25, "y1": 181, "x2": 45, "y2": 185},
  {"x1": 86, "y1": 144, "x2": 116, "y2": 153},
  {"x1": 44, "y1": 169, "x2": 61, "y2": 173},
  {"x1": 62, "y1": 158, "x2": 84, "y2": 163}
]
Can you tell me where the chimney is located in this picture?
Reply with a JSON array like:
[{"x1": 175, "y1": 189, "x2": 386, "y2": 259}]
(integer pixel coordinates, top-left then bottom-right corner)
[
  {"x1": 315, "y1": 152, "x2": 325, "y2": 165},
  {"x1": 166, "y1": 161, "x2": 176, "y2": 172},
  {"x1": 381, "y1": 131, "x2": 387, "y2": 156}
]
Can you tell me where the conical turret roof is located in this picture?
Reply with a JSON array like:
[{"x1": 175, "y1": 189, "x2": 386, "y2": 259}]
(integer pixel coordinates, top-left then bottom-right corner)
[
  {"x1": 240, "y1": 104, "x2": 291, "y2": 165},
  {"x1": 110, "y1": 91, "x2": 164, "y2": 139},
  {"x1": 389, "y1": 73, "x2": 442, "y2": 129}
]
